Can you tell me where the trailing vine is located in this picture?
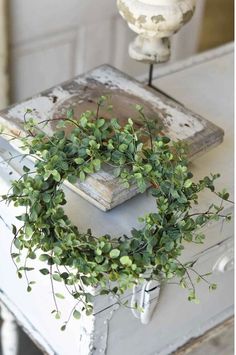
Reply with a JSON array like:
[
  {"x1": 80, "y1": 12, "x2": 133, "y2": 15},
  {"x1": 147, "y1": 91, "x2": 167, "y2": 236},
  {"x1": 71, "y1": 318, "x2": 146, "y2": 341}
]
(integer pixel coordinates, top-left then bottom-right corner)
[{"x1": 1, "y1": 97, "x2": 232, "y2": 330}]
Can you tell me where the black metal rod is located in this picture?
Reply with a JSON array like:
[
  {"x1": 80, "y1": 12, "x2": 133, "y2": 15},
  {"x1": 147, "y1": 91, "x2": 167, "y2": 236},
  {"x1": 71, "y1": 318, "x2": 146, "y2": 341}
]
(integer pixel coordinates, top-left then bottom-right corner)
[
  {"x1": 148, "y1": 64, "x2": 153, "y2": 87},
  {"x1": 147, "y1": 63, "x2": 182, "y2": 105}
]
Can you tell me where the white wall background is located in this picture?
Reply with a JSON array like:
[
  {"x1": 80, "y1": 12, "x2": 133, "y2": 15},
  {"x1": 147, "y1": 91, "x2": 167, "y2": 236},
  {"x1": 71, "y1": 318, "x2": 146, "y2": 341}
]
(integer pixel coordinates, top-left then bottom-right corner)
[
  {"x1": 9, "y1": 0, "x2": 206, "y2": 103},
  {"x1": 0, "y1": 0, "x2": 8, "y2": 108}
]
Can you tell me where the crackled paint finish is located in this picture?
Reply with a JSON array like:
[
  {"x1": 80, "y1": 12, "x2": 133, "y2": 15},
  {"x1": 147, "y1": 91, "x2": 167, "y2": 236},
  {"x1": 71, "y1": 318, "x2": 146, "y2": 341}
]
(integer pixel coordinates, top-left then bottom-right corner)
[
  {"x1": 117, "y1": 0, "x2": 196, "y2": 63},
  {"x1": 151, "y1": 15, "x2": 165, "y2": 24},
  {"x1": 182, "y1": 9, "x2": 195, "y2": 24}
]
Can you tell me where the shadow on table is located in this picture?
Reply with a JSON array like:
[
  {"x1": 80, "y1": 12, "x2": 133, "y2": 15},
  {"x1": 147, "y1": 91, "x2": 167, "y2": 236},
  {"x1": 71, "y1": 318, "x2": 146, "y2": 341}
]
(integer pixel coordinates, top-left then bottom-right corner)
[{"x1": 0, "y1": 323, "x2": 42, "y2": 355}]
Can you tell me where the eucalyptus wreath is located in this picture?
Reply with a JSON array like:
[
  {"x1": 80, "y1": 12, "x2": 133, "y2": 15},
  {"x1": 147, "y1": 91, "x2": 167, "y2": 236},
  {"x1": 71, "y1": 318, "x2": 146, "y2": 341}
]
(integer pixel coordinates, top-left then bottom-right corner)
[{"x1": 1, "y1": 97, "x2": 231, "y2": 330}]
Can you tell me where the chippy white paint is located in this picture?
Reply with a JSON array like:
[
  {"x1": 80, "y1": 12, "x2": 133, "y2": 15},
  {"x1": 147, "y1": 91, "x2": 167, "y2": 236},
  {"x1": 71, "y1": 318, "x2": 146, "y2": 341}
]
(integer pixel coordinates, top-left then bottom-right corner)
[
  {"x1": 0, "y1": 86, "x2": 72, "y2": 149},
  {"x1": 8, "y1": 87, "x2": 71, "y2": 124},
  {"x1": 117, "y1": 0, "x2": 196, "y2": 63},
  {"x1": 92, "y1": 299, "x2": 120, "y2": 355},
  {"x1": 88, "y1": 65, "x2": 205, "y2": 140}
]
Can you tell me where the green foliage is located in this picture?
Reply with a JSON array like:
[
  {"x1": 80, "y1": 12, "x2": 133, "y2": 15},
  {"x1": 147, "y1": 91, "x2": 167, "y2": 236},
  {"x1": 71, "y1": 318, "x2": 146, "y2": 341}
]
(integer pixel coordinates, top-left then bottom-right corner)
[{"x1": 1, "y1": 97, "x2": 232, "y2": 328}]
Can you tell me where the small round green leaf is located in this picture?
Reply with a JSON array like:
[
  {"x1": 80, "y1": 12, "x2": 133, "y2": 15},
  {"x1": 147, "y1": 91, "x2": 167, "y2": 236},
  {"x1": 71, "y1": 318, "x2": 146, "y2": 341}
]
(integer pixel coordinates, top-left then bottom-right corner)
[
  {"x1": 73, "y1": 309, "x2": 81, "y2": 319},
  {"x1": 109, "y1": 249, "x2": 120, "y2": 259},
  {"x1": 120, "y1": 256, "x2": 132, "y2": 266},
  {"x1": 39, "y1": 268, "x2": 49, "y2": 275}
]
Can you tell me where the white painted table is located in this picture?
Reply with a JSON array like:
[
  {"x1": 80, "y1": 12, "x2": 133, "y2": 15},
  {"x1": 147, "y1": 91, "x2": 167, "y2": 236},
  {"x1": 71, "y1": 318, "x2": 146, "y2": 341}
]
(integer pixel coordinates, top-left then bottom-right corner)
[{"x1": 0, "y1": 43, "x2": 234, "y2": 355}]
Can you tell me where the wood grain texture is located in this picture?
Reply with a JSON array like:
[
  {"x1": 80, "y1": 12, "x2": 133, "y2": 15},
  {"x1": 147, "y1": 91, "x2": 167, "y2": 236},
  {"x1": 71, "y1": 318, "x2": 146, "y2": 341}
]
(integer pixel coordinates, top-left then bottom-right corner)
[{"x1": 0, "y1": 65, "x2": 224, "y2": 210}]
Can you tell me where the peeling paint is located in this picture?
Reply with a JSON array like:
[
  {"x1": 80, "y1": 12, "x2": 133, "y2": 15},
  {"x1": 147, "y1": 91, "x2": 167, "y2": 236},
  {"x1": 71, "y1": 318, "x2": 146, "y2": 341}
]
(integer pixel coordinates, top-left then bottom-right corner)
[
  {"x1": 151, "y1": 15, "x2": 165, "y2": 24},
  {"x1": 78, "y1": 312, "x2": 95, "y2": 355},
  {"x1": 117, "y1": 0, "x2": 136, "y2": 25},
  {"x1": 182, "y1": 9, "x2": 194, "y2": 25},
  {"x1": 93, "y1": 300, "x2": 120, "y2": 355},
  {"x1": 137, "y1": 15, "x2": 147, "y2": 24},
  {"x1": 89, "y1": 66, "x2": 204, "y2": 141},
  {"x1": 7, "y1": 86, "x2": 70, "y2": 124}
]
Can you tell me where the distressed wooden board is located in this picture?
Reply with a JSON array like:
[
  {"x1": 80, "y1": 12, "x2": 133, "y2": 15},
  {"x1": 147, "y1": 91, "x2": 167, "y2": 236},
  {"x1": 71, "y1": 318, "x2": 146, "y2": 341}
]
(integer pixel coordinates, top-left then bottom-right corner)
[
  {"x1": 174, "y1": 317, "x2": 234, "y2": 355},
  {"x1": 0, "y1": 65, "x2": 224, "y2": 210}
]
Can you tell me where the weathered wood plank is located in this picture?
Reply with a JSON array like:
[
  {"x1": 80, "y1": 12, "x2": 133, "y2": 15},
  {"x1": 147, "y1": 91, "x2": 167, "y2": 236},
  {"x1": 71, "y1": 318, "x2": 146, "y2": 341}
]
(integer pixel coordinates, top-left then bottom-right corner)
[
  {"x1": 0, "y1": 65, "x2": 224, "y2": 210},
  {"x1": 174, "y1": 317, "x2": 234, "y2": 355}
]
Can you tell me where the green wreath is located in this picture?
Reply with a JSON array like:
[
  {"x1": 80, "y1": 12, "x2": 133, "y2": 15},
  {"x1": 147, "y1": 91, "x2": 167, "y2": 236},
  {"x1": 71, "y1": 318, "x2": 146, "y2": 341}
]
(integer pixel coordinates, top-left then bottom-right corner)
[{"x1": 1, "y1": 97, "x2": 231, "y2": 330}]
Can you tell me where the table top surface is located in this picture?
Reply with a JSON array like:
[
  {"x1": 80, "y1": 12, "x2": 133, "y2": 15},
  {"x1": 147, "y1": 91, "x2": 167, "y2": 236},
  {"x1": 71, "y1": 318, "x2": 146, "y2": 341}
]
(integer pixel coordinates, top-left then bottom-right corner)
[{"x1": 0, "y1": 43, "x2": 234, "y2": 355}]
